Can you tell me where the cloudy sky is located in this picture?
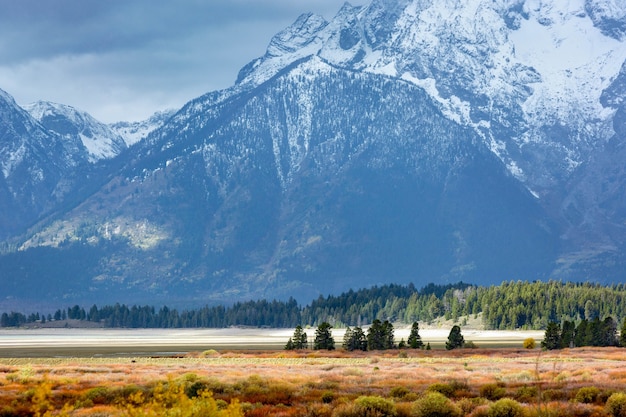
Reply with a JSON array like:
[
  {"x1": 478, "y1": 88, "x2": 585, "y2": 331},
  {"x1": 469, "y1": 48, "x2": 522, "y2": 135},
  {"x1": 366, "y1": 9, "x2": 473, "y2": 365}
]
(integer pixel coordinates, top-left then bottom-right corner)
[{"x1": 0, "y1": 0, "x2": 353, "y2": 123}]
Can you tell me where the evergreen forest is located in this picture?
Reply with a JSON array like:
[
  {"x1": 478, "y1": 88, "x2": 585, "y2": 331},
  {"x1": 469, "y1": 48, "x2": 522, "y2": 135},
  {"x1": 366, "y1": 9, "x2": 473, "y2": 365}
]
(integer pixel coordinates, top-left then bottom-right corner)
[{"x1": 2, "y1": 280, "x2": 626, "y2": 331}]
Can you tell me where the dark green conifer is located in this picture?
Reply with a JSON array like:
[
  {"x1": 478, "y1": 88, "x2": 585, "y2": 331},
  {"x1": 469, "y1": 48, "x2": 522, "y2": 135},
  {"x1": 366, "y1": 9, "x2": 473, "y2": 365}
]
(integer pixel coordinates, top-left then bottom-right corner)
[
  {"x1": 542, "y1": 321, "x2": 561, "y2": 350},
  {"x1": 407, "y1": 321, "x2": 424, "y2": 349},
  {"x1": 445, "y1": 325, "x2": 464, "y2": 350},
  {"x1": 313, "y1": 322, "x2": 335, "y2": 350}
]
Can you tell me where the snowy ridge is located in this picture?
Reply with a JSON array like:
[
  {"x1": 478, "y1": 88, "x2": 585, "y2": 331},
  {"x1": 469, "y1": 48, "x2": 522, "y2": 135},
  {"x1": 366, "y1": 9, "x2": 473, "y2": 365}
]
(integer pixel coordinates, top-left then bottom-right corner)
[
  {"x1": 109, "y1": 109, "x2": 176, "y2": 146},
  {"x1": 25, "y1": 101, "x2": 127, "y2": 162},
  {"x1": 0, "y1": 90, "x2": 51, "y2": 180},
  {"x1": 235, "y1": 0, "x2": 626, "y2": 190}
]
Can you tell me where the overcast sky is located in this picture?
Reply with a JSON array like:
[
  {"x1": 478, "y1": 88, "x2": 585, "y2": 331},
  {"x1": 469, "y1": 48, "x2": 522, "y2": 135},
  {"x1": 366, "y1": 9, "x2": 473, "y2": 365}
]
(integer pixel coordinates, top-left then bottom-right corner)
[{"x1": 0, "y1": 0, "x2": 354, "y2": 123}]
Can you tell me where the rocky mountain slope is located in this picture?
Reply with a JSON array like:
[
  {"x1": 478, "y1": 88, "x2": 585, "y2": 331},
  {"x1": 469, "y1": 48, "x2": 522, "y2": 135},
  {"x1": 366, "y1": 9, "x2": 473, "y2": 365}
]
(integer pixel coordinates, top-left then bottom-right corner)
[
  {"x1": 1, "y1": 0, "x2": 625, "y2": 308},
  {"x1": 0, "y1": 90, "x2": 91, "y2": 240},
  {"x1": 25, "y1": 101, "x2": 127, "y2": 162},
  {"x1": 109, "y1": 109, "x2": 176, "y2": 147}
]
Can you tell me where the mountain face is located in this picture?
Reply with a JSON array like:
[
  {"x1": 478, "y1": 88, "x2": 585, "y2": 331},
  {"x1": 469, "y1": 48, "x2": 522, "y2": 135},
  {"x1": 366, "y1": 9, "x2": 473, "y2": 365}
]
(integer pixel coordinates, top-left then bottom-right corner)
[
  {"x1": 1, "y1": 0, "x2": 626, "y2": 308},
  {"x1": 0, "y1": 90, "x2": 92, "y2": 240},
  {"x1": 109, "y1": 109, "x2": 176, "y2": 146},
  {"x1": 25, "y1": 101, "x2": 127, "y2": 162}
]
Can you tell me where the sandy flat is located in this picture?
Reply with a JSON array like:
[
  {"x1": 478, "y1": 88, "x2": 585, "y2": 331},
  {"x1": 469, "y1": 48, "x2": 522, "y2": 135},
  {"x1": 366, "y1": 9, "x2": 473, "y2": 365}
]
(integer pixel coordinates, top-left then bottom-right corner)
[{"x1": 0, "y1": 327, "x2": 543, "y2": 357}]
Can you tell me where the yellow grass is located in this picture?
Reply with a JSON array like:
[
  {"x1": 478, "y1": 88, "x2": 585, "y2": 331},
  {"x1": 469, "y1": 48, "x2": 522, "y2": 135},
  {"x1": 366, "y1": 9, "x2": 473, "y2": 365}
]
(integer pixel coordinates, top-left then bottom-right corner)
[{"x1": 1, "y1": 348, "x2": 626, "y2": 416}]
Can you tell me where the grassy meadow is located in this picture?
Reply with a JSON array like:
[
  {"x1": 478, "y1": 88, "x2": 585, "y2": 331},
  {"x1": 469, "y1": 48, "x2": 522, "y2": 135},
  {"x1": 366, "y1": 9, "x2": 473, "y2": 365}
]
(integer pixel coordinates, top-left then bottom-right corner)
[{"x1": 1, "y1": 347, "x2": 626, "y2": 416}]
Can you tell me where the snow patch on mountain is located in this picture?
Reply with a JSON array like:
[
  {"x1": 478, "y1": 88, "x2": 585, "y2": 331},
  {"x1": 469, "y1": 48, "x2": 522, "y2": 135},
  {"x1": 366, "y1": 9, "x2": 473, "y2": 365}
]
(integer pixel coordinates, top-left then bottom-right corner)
[
  {"x1": 234, "y1": 0, "x2": 626, "y2": 189},
  {"x1": 109, "y1": 109, "x2": 176, "y2": 146},
  {"x1": 510, "y1": 0, "x2": 626, "y2": 133},
  {"x1": 25, "y1": 101, "x2": 127, "y2": 162}
]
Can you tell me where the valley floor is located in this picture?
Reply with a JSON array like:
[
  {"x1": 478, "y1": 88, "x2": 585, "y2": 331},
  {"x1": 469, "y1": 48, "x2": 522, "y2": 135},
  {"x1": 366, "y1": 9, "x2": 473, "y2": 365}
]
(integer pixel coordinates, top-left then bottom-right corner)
[
  {"x1": 0, "y1": 327, "x2": 544, "y2": 357},
  {"x1": 0, "y1": 347, "x2": 625, "y2": 416}
]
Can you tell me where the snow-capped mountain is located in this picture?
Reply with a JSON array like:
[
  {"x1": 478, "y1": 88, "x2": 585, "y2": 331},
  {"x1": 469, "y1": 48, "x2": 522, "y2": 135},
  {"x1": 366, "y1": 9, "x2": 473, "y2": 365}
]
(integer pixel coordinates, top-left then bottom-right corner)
[
  {"x1": 109, "y1": 109, "x2": 176, "y2": 146},
  {"x1": 25, "y1": 101, "x2": 127, "y2": 162},
  {"x1": 0, "y1": 90, "x2": 91, "y2": 240},
  {"x1": 238, "y1": 0, "x2": 626, "y2": 194},
  {"x1": 1, "y1": 0, "x2": 626, "y2": 307}
]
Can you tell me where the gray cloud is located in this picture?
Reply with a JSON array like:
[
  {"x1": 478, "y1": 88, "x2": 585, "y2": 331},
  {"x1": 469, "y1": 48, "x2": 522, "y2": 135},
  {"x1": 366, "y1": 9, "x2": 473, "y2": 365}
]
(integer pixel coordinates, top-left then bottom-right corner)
[{"x1": 0, "y1": 0, "x2": 354, "y2": 122}]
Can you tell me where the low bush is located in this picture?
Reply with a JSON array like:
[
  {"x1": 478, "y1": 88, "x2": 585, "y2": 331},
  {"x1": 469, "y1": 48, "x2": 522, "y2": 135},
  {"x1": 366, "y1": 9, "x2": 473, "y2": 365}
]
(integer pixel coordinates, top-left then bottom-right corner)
[
  {"x1": 412, "y1": 391, "x2": 461, "y2": 417},
  {"x1": 354, "y1": 396, "x2": 397, "y2": 416},
  {"x1": 321, "y1": 391, "x2": 334, "y2": 404},
  {"x1": 523, "y1": 338, "x2": 536, "y2": 349},
  {"x1": 574, "y1": 386, "x2": 601, "y2": 404},
  {"x1": 456, "y1": 397, "x2": 488, "y2": 415},
  {"x1": 390, "y1": 386, "x2": 411, "y2": 399},
  {"x1": 333, "y1": 395, "x2": 397, "y2": 417},
  {"x1": 514, "y1": 385, "x2": 539, "y2": 403},
  {"x1": 84, "y1": 386, "x2": 112, "y2": 404},
  {"x1": 427, "y1": 382, "x2": 455, "y2": 397},
  {"x1": 479, "y1": 383, "x2": 506, "y2": 401},
  {"x1": 606, "y1": 392, "x2": 626, "y2": 417},
  {"x1": 487, "y1": 398, "x2": 525, "y2": 417}
]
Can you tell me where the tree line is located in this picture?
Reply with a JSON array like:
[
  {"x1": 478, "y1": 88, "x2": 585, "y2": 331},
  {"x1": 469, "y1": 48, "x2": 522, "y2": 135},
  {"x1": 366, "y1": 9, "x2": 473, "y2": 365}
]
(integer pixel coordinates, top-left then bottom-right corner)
[
  {"x1": 542, "y1": 316, "x2": 626, "y2": 350},
  {"x1": 3, "y1": 280, "x2": 626, "y2": 330},
  {"x1": 285, "y1": 320, "x2": 469, "y2": 352}
]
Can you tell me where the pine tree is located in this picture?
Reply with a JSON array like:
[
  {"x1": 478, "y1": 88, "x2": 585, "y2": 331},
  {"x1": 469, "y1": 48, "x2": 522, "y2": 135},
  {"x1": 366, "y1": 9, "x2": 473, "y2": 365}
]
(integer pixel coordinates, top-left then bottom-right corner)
[
  {"x1": 343, "y1": 326, "x2": 368, "y2": 351},
  {"x1": 600, "y1": 317, "x2": 618, "y2": 347},
  {"x1": 367, "y1": 319, "x2": 386, "y2": 351},
  {"x1": 343, "y1": 326, "x2": 353, "y2": 350},
  {"x1": 383, "y1": 320, "x2": 395, "y2": 349},
  {"x1": 560, "y1": 320, "x2": 575, "y2": 348},
  {"x1": 407, "y1": 321, "x2": 424, "y2": 349},
  {"x1": 313, "y1": 322, "x2": 335, "y2": 350},
  {"x1": 284, "y1": 338, "x2": 295, "y2": 350},
  {"x1": 542, "y1": 321, "x2": 562, "y2": 350},
  {"x1": 291, "y1": 325, "x2": 308, "y2": 349},
  {"x1": 367, "y1": 319, "x2": 395, "y2": 350},
  {"x1": 574, "y1": 319, "x2": 589, "y2": 347},
  {"x1": 445, "y1": 325, "x2": 464, "y2": 350}
]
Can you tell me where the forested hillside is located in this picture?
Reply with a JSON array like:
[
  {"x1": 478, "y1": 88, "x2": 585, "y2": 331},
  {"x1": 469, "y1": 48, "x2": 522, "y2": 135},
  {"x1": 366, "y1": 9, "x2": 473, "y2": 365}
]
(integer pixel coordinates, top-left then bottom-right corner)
[{"x1": 2, "y1": 281, "x2": 625, "y2": 330}]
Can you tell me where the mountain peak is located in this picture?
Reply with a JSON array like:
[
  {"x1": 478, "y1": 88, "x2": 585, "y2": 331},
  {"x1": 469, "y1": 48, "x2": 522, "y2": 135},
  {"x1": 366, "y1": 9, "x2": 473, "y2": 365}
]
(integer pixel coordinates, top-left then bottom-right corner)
[
  {"x1": 267, "y1": 12, "x2": 329, "y2": 57},
  {"x1": 25, "y1": 101, "x2": 127, "y2": 162}
]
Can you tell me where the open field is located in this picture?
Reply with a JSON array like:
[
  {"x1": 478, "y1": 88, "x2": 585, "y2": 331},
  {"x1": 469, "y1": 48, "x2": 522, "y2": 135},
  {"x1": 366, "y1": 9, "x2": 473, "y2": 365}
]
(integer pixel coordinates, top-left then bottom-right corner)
[
  {"x1": 1, "y1": 340, "x2": 626, "y2": 415},
  {"x1": 3, "y1": 328, "x2": 626, "y2": 416},
  {"x1": 0, "y1": 328, "x2": 545, "y2": 357}
]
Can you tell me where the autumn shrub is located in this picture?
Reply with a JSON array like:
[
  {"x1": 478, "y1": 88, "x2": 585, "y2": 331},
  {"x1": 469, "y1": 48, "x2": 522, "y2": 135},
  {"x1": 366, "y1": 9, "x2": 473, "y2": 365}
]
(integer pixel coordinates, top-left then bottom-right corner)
[
  {"x1": 390, "y1": 386, "x2": 411, "y2": 399},
  {"x1": 307, "y1": 403, "x2": 334, "y2": 417},
  {"x1": 574, "y1": 386, "x2": 601, "y2": 404},
  {"x1": 427, "y1": 382, "x2": 455, "y2": 397},
  {"x1": 332, "y1": 395, "x2": 397, "y2": 417},
  {"x1": 479, "y1": 383, "x2": 506, "y2": 401},
  {"x1": 354, "y1": 396, "x2": 397, "y2": 416},
  {"x1": 606, "y1": 393, "x2": 626, "y2": 417},
  {"x1": 412, "y1": 391, "x2": 462, "y2": 417},
  {"x1": 186, "y1": 380, "x2": 211, "y2": 398},
  {"x1": 29, "y1": 379, "x2": 54, "y2": 417},
  {"x1": 395, "y1": 402, "x2": 415, "y2": 417},
  {"x1": 456, "y1": 397, "x2": 488, "y2": 415},
  {"x1": 487, "y1": 398, "x2": 525, "y2": 417},
  {"x1": 541, "y1": 389, "x2": 568, "y2": 402},
  {"x1": 523, "y1": 338, "x2": 536, "y2": 349},
  {"x1": 121, "y1": 381, "x2": 243, "y2": 417},
  {"x1": 321, "y1": 391, "x2": 335, "y2": 404},
  {"x1": 84, "y1": 386, "x2": 112, "y2": 405},
  {"x1": 337, "y1": 396, "x2": 398, "y2": 417},
  {"x1": 0, "y1": 405, "x2": 33, "y2": 417},
  {"x1": 514, "y1": 385, "x2": 539, "y2": 403}
]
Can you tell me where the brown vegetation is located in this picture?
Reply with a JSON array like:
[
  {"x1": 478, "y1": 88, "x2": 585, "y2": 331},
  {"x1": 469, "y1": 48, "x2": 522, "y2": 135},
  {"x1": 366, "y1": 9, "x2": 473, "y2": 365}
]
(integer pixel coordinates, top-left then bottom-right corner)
[{"x1": 1, "y1": 347, "x2": 626, "y2": 416}]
